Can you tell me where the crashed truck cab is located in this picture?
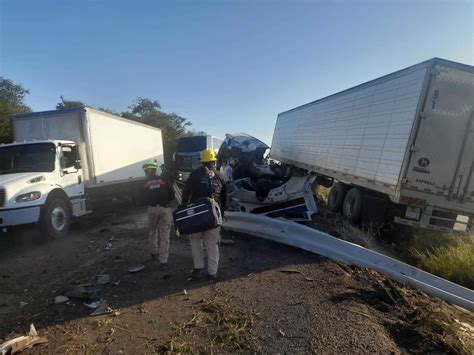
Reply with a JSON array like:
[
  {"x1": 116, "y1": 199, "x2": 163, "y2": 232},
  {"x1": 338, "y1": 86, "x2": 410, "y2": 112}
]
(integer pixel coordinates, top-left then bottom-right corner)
[
  {"x1": 0, "y1": 140, "x2": 87, "y2": 236},
  {"x1": 217, "y1": 133, "x2": 317, "y2": 221}
]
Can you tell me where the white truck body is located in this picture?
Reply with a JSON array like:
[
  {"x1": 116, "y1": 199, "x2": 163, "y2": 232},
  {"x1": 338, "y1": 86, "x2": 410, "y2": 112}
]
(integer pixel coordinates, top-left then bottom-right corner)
[
  {"x1": 12, "y1": 107, "x2": 164, "y2": 186},
  {"x1": 270, "y1": 58, "x2": 474, "y2": 231},
  {"x1": 0, "y1": 108, "x2": 163, "y2": 236}
]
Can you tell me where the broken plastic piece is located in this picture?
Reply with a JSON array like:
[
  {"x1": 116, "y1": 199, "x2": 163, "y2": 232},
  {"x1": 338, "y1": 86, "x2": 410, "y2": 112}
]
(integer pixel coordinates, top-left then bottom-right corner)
[
  {"x1": 90, "y1": 300, "x2": 113, "y2": 316},
  {"x1": 54, "y1": 296, "x2": 69, "y2": 304},
  {"x1": 128, "y1": 264, "x2": 145, "y2": 273},
  {"x1": 97, "y1": 274, "x2": 110, "y2": 285},
  {"x1": 83, "y1": 301, "x2": 101, "y2": 309}
]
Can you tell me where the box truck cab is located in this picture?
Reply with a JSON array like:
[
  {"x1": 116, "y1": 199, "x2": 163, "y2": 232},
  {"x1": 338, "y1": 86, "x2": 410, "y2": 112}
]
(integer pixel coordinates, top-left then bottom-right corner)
[
  {"x1": 0, "y1": 107, "x2": 164, "y2": 238},
  {"x1": 174, "y1": 135, "x2": 223, "y2": 185},
  {"x1": 0, "y1": 140, "x2": 86, "y2": 237}
]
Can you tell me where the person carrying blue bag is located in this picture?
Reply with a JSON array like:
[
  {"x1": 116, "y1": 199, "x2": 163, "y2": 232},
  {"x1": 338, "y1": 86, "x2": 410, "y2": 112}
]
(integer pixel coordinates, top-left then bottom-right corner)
[{"x1": 181, "y1": 148, "x2": 227, "y2": 280}]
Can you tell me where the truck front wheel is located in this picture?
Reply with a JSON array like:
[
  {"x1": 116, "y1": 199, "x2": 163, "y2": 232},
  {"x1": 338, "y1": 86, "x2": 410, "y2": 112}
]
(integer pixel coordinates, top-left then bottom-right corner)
[{"x1": 40, "y1": 197, "x2": 71, "y2": 238}]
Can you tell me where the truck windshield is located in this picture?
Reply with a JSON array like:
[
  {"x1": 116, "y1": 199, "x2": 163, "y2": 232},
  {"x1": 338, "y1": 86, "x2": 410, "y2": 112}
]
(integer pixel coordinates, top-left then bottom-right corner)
[
  {"x1": 175, "y1": 154, "x2": 201, "y2": 171},
  {"x1": 0, "y1": 143, "x2": 56, "y2": 174},
  {"x1": 177, "y1": 136, "x2": 207, "y2": 152}
]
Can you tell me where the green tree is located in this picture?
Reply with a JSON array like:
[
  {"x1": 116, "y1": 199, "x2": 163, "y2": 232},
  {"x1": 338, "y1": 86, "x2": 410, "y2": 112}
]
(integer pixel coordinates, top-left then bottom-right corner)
[
  {"x1": 0, "y1": 77, "x2": 32, "y2": 143},
  {"x1": 56, "y1": 95, "x2": 85, "y2": 110},
  {"x1": 184, "y1": 128, "x2": 208, "y2": 137},
  {"x1": 122, "y1": 98, "x2": 192, "y2": 166}
]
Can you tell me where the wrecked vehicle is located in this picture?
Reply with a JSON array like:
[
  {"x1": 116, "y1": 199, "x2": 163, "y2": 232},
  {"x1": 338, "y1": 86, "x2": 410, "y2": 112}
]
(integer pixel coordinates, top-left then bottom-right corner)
[{"x1": 217, "y1": 133, "x2": 317, "y2": 221}]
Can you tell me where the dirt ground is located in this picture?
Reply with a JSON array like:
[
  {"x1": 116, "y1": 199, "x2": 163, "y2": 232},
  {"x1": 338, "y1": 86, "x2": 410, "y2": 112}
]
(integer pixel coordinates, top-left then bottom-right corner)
[{"x1": 0, "y1": 203, "x2": 473, "y2": 354}]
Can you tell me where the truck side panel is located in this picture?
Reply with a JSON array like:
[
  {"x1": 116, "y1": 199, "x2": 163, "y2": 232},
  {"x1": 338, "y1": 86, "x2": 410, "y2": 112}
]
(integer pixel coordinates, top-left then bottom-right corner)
[
  {"x1": 270, "y1": 63, "x2": 429, "y2": 197},
  {"x1": 86, "y1": 109, "x2": 164, "y2": 185},
  {"x1": 402, "y1": 62, "x2": 474, "y2": 211}
]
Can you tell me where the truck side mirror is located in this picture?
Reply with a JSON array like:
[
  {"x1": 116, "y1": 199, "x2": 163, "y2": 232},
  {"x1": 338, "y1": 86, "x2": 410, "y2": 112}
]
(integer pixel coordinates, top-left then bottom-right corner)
[{"x1": 74, "y1": 160, "x2": 82, "y2": 170}]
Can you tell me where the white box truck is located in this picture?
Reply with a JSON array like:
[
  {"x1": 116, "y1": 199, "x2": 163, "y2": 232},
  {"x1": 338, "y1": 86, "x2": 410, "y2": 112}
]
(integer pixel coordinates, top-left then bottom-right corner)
[
  {"x1": 270, "y1": 58, "x2": 474, "y2": 232},
  {"x1": 0, "y1": 107, "x2": 164, "y2": 237}
]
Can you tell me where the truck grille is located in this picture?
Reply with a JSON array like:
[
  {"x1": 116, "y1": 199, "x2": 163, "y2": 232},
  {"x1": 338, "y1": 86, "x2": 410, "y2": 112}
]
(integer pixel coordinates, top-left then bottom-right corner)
[{"x1": 0, "y1": 188, "x2": 4, "y2": 207}]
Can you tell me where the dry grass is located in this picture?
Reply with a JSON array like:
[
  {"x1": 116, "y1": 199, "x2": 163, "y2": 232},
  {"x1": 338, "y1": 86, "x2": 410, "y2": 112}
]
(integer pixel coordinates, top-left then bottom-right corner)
[
  {"x1": 157, "y1": 298, "x2": 259, "y2": 354},
  {"x1": 334, "y1": 217, "x2": 378, "y2": 249}
]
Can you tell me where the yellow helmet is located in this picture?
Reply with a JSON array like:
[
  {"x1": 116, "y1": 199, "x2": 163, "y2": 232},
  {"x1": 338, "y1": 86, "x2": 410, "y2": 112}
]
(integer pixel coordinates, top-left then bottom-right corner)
[{"x1": 200, "y1": 148, "x2": 217, "y2": 162}]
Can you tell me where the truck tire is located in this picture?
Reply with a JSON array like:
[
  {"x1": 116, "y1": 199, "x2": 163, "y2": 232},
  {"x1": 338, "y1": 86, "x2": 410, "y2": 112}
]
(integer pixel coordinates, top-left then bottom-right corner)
[
  {"x1": 342, "y1": 188, "x2": 363, "y2": 223},
  {"x1": 40, "y1": 197, "x2": 71, "y2": 238},
  {"x1": 327, "y1": 183, "x2": 349, "y2": 212}
]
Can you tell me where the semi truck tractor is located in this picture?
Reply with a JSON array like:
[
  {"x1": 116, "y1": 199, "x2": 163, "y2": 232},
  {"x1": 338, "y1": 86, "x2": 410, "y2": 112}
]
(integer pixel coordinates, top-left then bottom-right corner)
[
  {"x1": 0, "y1": 107, "x2": 164, "y2": 237},
  {"x1": 270, "y1": 58, "x2": 474, "y2": 232},
  {"x1": 174, "y1": 135, "x2": 223, "y2": 185}
]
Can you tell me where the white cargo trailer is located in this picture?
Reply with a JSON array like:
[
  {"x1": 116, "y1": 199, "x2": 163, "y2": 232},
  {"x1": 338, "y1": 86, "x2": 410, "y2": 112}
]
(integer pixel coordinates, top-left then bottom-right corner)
[
  {"x1": 270, "y1": 58, "x2": 474, "y2": 232},
  {"x1": 0, "y1": 107, "x2": 164, "y2": 237}
]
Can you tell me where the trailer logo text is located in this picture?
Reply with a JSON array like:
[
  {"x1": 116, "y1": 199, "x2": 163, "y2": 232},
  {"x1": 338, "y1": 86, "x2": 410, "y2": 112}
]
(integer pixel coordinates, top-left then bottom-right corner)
[
  {"x1": 418, "y1": 158, "x2": 430, "y2": 167},
  {"x1": 413, "y1": 157, "x2": 431, "y2": 174}
]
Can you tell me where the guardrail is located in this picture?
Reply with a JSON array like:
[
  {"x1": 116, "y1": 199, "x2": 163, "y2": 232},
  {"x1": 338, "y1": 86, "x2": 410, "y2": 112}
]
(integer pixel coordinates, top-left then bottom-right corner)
[{"x1": 223, "y1": 212, "x2": 474, "y2": 312}]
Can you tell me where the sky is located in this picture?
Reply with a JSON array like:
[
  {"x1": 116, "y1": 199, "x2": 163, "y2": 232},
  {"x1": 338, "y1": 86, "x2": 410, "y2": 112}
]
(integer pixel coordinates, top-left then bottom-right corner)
[{"x1": 1, "y1": 0, "x2": 473, "y2": 144}]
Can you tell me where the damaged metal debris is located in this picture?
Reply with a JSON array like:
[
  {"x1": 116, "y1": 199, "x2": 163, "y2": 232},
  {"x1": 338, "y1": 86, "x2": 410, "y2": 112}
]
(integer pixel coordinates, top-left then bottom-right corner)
[{"x1": 217, "y1": 133, "x2": 317, "y2": 221}]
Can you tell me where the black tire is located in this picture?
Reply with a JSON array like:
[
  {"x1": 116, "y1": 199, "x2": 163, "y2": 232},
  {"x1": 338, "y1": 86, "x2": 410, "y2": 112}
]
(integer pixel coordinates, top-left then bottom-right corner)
[
  {"x1": 342, "y1": 188, "x2": 363, "y2": 223},
  {"x1": 40, "y1": 197, "x2": 71, "y2": 238},
  {"x1": 327, "y1": 182, "x2": 349, "y2": 212}
]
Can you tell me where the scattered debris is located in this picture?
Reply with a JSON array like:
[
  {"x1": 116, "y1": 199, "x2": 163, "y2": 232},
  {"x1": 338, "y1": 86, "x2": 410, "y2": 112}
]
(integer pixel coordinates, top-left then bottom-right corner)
[
  {"x1": 128, "y1": 264, "x2": 145, "y2": 273},
  {"x1": 83, "y1": 301, "x2": 101, "y2": 309},
  {"x1": 183, "y1": 289, "x2": 188, "y2": 295},
  {"x1": 104, "y1": 242, "x2": 112, "y2": 251},
  {"x1": 19, "y1": 302, "x2": 28, "y2": 308},
  {"x1": 305, "y1": 277, "x2": 315, "y2": 281},
  {"x1": 0, "y1": 324, "x2": 48, "y2": 354},
  {"x1": 54, "y1": 296, "x2": 69, "y2": 304},
  {"x1": 90, "y1": 300, "x2": 114, "y2": 316},
  {"x1": 109, "y1": 236, "x2": 115, "y2": 242},
  {"x1": 221, "y1": 239, "x2": 235, "y2": 246},
  {"x1": 97, "y1": 274, "x2": 110, "y2": 285},
  {"x1": 278, "y1": 329, "x2": 286, "y2": 337},
  {"x1": 112, "y1": 280, "x2": 121, "y2": 286},
  {"x1": 99, "y1": 228, "x2": 110, "y2": 233}
]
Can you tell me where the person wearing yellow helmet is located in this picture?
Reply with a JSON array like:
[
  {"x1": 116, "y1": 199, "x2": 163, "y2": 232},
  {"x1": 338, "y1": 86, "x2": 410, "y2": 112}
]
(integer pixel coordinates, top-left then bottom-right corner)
[
  {"x1": 142, "y1": 159, "x2": 175, "y2": 270},
  {"x1": 182, "y1": 148, "x2": 227, "y2": 280}
]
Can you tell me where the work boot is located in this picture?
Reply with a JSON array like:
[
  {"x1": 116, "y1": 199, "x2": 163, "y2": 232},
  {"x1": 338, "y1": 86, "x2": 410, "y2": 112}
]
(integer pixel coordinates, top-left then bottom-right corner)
[
  {"x1": 188, "y1": 268, "x2": 204, "y2": 280},
  {"x1": 207, "y1": 273, "x2": 218, "y2": 281},
  {"x1": 160, "y1": 262, "x2": 169, "y2": 271}
]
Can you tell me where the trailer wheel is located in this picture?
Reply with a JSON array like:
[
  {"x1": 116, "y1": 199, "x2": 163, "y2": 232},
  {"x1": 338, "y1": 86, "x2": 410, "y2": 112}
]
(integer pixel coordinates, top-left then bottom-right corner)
[
  {"x1": 40, "y1": 197, "x2": 71, "y2": 238},
  {"x1": 342, "y1": 188, "x2": 363, "y2": 223},
  {"x1": 327, "y1": 183, "x2": 349, "y2": 212}
]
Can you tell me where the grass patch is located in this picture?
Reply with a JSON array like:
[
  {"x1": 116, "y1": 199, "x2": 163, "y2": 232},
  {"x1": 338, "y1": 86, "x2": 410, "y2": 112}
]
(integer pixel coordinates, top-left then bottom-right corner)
[
  {"x1": 334, "y1": 217, "x2": 378, "y2": 249},
  {"x1": 157, "y1": 298, "x2": 259, "y2": 353},
  {"x1": 407, "y1": 230, "x2": 474, "y2": 289}
]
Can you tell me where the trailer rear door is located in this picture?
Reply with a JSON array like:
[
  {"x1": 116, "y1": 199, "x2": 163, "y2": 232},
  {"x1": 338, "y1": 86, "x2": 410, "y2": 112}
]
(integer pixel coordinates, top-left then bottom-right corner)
[{"x1": 404, "y1": 62, "x2": 474, "y2": 203}]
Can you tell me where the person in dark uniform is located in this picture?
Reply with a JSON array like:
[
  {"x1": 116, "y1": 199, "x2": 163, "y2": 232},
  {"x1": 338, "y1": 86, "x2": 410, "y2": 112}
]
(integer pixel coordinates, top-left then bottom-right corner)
[
  {"x1": 142, "y1": 160, "x2": 175, "y2": 270},
  {"x1": 182, "y1": 148, "x2": 227, "y2": 280}
]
